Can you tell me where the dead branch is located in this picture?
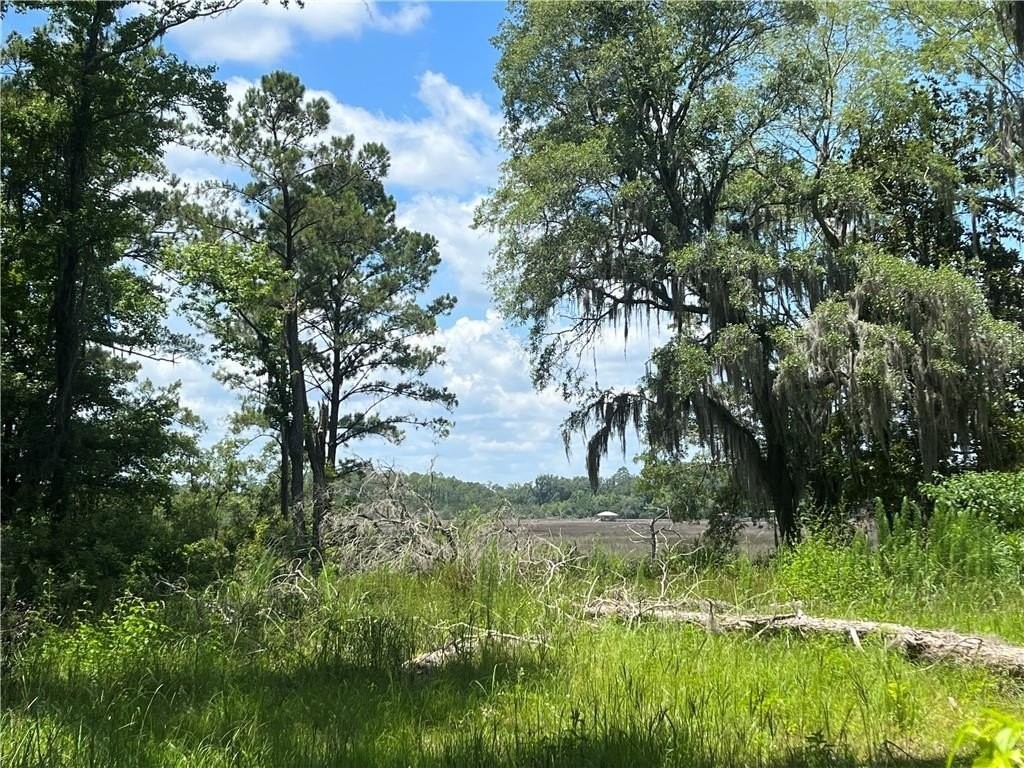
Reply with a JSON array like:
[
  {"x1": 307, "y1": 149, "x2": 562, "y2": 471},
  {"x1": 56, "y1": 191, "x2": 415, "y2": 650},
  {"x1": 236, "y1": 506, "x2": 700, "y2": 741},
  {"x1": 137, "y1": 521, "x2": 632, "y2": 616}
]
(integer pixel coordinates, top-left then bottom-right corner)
[
  {"x1": 323, "y1": 468, "x2": 582, "y2": 579},
  {"x1": 585, "y1": 599, "x2": 1024, "y2": 678},
  {"x1": 322, "y1": 468, "x2": 463, "y2": 571}
]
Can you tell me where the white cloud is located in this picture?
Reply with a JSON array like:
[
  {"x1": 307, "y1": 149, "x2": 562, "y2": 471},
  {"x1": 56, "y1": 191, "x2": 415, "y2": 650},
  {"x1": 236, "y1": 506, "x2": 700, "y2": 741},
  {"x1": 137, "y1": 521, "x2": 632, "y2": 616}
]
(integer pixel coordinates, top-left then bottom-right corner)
[
  {"x1": 310, "y1": 71, "x2": 502, "y2": 194},
  {"x1": 168, "y1": 0, "x2": 430, "y2": 65},
  {"x1": 164, "y1": 72, "x2": 502, "y2": 197},
  {"x1": 373, "y1": 310, "x2": 672, "y2": 483},
  {"x1": 160, "y1": 140, "x2": 230, "y2": 187},
  {"x1": 415, "y1": 71, "x2": 503, "y2": 137},
  {"x1": 396, "y1": 194, "x2": 496, "y2": 299},
  {"x1": 137, "y1": 356, "x2": 239, "y2": 441}
]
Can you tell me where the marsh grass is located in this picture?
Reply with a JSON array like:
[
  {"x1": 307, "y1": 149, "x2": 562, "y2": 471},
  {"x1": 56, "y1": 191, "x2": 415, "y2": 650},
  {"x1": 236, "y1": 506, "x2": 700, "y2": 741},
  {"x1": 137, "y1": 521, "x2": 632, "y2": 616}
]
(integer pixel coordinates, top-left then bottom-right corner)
[{"x1": 3, "y1": 540, "x2": 1023, "y2": 768}]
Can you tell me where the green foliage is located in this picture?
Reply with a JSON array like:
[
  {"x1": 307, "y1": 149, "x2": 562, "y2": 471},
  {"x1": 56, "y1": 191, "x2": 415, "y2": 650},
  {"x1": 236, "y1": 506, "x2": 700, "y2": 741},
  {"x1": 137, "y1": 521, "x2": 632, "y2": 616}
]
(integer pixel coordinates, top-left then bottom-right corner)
[
  {"x1": 775, "y1": 534, "x2": 887, "y2": 607},
  {"x1": 882, "y1": 499, "x2": 1023, "y2": 587},
  {"x1": 2, "y1": 433, "x2": 279, "y2": 610},
  {"x1": 1, "y1": 391, "x2": 210, "y2": 607},
  {"x1": 949, "y1": 710, "x2": 1024, "y2": 768},
  {"x1": 777, "y1": 251, "x2": 1024, "y2": 507},
  {"x1": 479, "y1": 0, "x2": 1024, "y2": 543},
  {"x1": 923, "y1": 471, "x2": 1024, "y2": 532},
  {"x1": 3, "y1": 551, "x2": 1022, "y2": 767},
  {"x1": 1, "y1": 1, "x2": 229, "y2": 505},
  {"x1": 698, "y1": 508, "x2": 745, "y2": 564},
  {"x1": 636, "y1": 454, "x2": 747, "y2": 522},
  {"x1": 776, "y1": 484, "x2": 1023, "y2": 611},
  {"x1": 176, "y1": 539, "x2": 232, "y2": 588},
  {"x1": 30, "y1": 599, "x2": 168, "y2": 684},
  {"x1": 6, "y1": 25, "x2": 1024, "y2": 768},
  {"x1": 405, "y1": 467, "x2": 651, "y2": 519},
  {"x1": 174, "y1": 70, "x2": 455, "y2": 544},
  {"x1": 0, "y1": 1, "x2": 237, "y2": 605}
]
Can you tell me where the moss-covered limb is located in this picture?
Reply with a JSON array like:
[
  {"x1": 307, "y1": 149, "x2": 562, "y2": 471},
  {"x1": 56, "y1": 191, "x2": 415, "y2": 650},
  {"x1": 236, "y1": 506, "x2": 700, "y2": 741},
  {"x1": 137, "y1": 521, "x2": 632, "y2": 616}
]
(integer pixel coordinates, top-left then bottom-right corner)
[{"x1": 585, "y1": 598, "x2": 1024, "y2": 678}]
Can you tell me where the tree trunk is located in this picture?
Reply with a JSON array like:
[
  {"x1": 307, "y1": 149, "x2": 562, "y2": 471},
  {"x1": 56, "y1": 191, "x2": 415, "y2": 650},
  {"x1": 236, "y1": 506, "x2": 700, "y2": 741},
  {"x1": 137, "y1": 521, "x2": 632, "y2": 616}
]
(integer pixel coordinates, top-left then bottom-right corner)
[
  {"x1": 770, "y1": 485, "x2": 799, "y2": 545},
  {"x1": 754, "y1": 345, "x2": 800, "y2": 545},
  {"x1": 284, "y1": 307, "x2": 307, "y2": 542},
  {"x1": 269, "y1": 367, "x2": 290, "y2": 520},
  {"x1": 1, "y1": 415, "x2": 18, "y2": 519},
  {"x1": 46, "y1": 5, "x2": 108, "y2": 519},
  {"x1": 766, "y1": 444, "x2": 799, "y2": 544},
  {"x1": 305, "y1": 403, "x2": 330, "y2": 557},
  {"x1": 277, "y1": 177, "x2": 310, "y2": 545},
  {"x1": 327, "y1": 340, "x2": 342, "y2": 468},
  {"x1": 586, "y1": 599, "x2": 1024, "y2": 678},
  {"x1": 278, "y1": 425, "x2": 290, "y2": 520}
]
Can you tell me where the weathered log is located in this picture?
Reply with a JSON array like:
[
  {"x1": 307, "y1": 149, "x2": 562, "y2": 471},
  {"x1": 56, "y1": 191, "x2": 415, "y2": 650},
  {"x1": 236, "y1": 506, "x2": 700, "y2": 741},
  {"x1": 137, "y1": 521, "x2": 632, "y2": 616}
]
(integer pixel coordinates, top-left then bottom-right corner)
[
  {"x1": 404, "y1": 628, "x2": 545, "y2": 674},
  {"x1": 585, "y1": 599, "x2": 1024, "y2": 678}
]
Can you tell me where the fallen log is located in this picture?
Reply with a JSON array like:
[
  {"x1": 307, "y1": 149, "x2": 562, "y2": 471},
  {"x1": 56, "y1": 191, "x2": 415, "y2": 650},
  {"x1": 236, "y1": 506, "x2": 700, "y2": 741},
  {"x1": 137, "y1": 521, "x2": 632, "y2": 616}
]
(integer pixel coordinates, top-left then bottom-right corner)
[
  {"x1": 404, "y1": 627, "x2": 546, "y2": 674},
  {"x1": 585, "y1": 599, "x2": 1024, "y2": 678}
]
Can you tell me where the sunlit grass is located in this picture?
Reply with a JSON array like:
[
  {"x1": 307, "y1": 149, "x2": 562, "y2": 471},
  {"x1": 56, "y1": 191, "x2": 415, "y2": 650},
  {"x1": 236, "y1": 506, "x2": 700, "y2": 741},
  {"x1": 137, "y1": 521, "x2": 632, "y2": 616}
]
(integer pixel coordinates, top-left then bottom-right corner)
[{"x1": 3, "y1": 547, "x2": 1023, "y2": 767}]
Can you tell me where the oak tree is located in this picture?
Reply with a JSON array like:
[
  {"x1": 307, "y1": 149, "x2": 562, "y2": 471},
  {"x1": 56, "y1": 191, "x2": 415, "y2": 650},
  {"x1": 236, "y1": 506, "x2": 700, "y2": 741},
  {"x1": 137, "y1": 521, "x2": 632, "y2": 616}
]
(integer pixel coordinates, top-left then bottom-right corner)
[{"x1": 479, "y1": 2, "x2": 1023, "y2": 541}]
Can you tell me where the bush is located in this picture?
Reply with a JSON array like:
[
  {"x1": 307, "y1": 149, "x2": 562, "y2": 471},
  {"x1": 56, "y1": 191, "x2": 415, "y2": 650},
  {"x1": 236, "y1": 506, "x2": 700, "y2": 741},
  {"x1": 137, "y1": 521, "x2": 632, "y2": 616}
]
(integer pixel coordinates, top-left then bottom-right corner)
[
  {"x1": 922, "y1": 470, "x2": 1024, "y2": 531},
  {"x1": 26, "y1": 599, "x2": 168, "y2": 683},
  {"x1": 697, "y1": 510, "x2": 743, "y2": 564},
  {"x1": 948, "y1": 709, "x2": 1024, "y2": 768},
  {"x1": 879, "y1": 485, "x2": 1024, "y2": 587},
  {"x1": 177, "y1": 538, "x2": 233, "y2": 588}
]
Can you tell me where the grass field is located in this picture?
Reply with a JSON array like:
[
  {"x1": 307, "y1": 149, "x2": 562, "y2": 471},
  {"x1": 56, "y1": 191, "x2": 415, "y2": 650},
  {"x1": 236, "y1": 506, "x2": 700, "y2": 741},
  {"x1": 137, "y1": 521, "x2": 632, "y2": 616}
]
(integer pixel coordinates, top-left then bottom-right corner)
[{"x1": 3, "y1": 529, "x2": 1023, "y2": 768}]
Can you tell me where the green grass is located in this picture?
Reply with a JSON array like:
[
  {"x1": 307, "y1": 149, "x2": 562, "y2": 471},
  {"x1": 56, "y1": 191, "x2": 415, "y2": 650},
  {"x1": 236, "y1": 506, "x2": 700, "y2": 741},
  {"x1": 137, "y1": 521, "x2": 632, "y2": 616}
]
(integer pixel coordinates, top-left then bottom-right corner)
[{"x1": 3, "y1": 544, "x2": 1023, "y2": 767}]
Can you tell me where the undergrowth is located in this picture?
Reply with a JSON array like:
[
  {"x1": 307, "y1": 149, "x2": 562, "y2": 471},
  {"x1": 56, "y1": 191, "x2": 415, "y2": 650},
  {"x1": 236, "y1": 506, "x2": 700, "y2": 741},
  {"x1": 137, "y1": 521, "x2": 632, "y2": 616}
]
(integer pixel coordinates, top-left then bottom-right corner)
[{"x1": 3, "y1": 523, "x2": 1023, "y2": 767}]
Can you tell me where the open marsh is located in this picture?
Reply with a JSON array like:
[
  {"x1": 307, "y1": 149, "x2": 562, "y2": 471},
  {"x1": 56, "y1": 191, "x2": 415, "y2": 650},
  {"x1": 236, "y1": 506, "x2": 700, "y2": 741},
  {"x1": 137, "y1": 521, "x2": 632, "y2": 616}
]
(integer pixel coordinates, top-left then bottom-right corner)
[{"x1": 521, "y1": 518, "x2": 779, "y2": 556}]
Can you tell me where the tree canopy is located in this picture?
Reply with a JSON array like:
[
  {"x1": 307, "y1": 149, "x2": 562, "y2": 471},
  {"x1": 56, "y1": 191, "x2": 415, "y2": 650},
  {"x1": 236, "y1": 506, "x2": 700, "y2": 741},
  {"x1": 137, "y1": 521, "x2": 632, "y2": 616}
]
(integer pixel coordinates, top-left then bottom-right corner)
[
  {"x1": 172, "y1": 71, "x2": 456, "y2": 551},
  {"x1": 1, "y1": 3, "x2": 456, "y2": 596},
  {"x1": 1, "y1": 0, "x2": 240, "y2": 595},
  {"x1": 479, "y1": 1, "x2": 1024, "y2": 541}
]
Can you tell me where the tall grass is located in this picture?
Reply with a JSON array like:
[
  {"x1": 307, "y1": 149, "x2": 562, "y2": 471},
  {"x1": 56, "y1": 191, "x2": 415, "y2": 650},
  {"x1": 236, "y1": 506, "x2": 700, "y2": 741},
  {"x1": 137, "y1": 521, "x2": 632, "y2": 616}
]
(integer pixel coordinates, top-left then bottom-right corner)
[
  {"x1": 765, "y1": 502, "x2": 1024, "y2": 642},
  {"x1": 3, "y1": 532, "x2": 1023, "y2": 767}
]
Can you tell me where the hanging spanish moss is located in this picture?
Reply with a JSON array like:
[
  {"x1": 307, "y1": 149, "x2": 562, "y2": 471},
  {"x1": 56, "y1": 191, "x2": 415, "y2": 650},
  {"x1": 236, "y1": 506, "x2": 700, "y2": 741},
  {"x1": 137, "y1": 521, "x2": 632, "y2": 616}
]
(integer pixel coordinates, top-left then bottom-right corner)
[
  {"x1": 563, "y1": 391, "x2": 645, "y2": 489},
  {"x1": 481, "y1": 0, "x2": 1024, "y2": 542},
  {"x1": 776, "y1": 252, "x2": 1024, "y2": 481}
]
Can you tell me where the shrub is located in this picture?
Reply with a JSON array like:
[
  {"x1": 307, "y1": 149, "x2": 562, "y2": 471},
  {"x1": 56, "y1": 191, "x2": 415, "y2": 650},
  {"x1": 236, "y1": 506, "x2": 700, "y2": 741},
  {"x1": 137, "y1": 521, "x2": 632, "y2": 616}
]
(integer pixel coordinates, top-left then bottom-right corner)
[
  {"x1": 879, "y1": 485, "x2": 1024, "y2": 587},
  {"x1": 696, "y1": 509, "x2": 743, "y2": 565},
  {"x1": 948, "y1": 709, "x2": 1024, "y2": 768},
  {"x1": 177, "y1": 538, "x2": 232, "y2": 588},
  {"x1": 27, "y1": 599, "x2": 168, "y2": 683},
  {"x1": 922, "y1": 470, "x2": 1024, "y2": 531}
]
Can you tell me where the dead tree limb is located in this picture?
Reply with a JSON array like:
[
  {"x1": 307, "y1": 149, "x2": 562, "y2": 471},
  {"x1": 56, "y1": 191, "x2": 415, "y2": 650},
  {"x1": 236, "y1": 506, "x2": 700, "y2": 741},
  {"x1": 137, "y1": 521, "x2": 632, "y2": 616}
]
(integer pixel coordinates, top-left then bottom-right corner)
[{"x1": 585, "y1": 599, "x2": 1024, "y2": 678}]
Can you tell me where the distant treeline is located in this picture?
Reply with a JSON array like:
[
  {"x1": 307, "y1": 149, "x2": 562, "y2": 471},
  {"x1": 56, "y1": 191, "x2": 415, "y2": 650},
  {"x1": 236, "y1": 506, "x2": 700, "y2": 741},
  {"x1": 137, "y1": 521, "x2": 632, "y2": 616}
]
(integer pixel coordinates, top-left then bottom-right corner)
[{"x1": 404, "y1": 467, "x2": 655, "y2": 519}]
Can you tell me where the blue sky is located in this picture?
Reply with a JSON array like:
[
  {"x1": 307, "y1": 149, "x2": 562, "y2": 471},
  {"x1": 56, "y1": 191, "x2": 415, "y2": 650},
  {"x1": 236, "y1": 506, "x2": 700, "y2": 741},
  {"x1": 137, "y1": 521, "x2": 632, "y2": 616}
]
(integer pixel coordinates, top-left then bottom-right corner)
[{"x1": 11, "y1": 1, "x2": 663, "y2": 484}]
